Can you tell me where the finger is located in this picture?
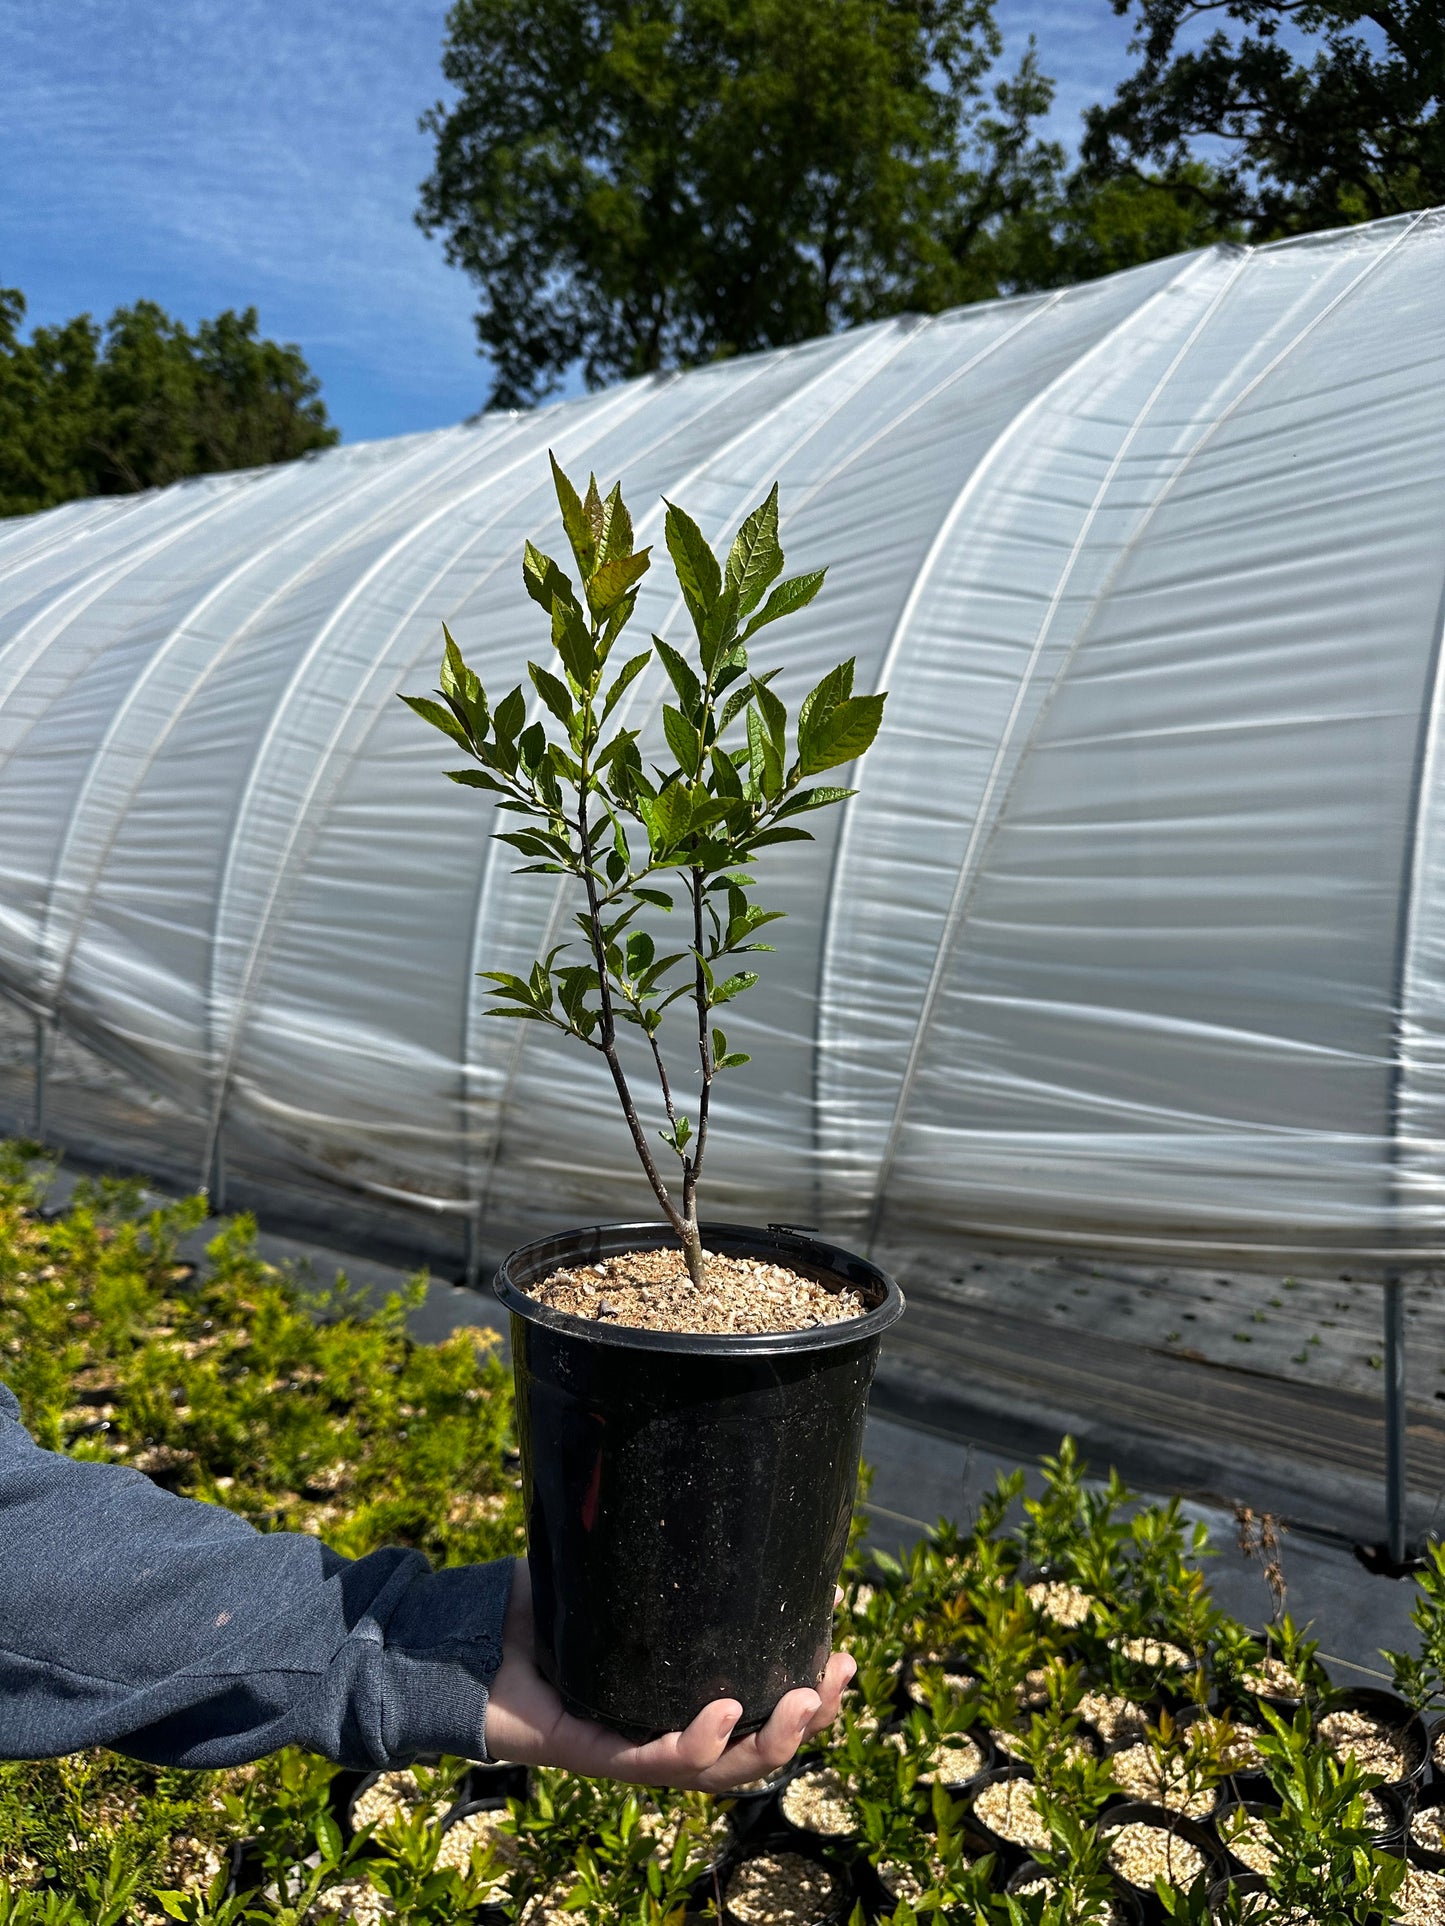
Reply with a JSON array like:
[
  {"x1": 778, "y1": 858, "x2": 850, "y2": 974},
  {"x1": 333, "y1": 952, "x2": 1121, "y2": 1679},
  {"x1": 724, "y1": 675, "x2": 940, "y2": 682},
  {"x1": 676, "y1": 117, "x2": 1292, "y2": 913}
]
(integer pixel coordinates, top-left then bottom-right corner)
[
  {"x1": 582, "y1": 1698, "x2": 744, "y2": 1790},
  {"x1": 803, "y1": 1652, "x2": 856, "y2": 1737}
]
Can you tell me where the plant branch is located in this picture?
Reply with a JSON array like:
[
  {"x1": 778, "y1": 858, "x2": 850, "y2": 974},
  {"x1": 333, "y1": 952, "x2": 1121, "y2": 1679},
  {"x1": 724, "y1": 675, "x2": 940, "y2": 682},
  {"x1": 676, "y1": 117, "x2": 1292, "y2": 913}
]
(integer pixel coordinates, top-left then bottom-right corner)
[
  {"x1": 578, "y1": 780, "x2": 686, "y2": 1242},
  {"x1": 683, "y1": 863, "x2": 713, "y2": 1225}
]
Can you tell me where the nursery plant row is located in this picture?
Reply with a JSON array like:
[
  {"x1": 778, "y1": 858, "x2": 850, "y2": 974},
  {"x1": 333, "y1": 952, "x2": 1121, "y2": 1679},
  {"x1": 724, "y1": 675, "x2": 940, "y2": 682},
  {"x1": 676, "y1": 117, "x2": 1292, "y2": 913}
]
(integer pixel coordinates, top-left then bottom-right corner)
[{"x1": 5, "y1": 1148, "x2": 1445, "y2": 1923}]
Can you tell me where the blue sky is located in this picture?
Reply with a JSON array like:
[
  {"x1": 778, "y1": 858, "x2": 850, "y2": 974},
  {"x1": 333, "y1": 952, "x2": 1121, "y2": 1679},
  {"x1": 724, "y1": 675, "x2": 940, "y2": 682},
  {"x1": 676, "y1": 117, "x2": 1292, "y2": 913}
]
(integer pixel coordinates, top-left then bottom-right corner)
[{"x1": 2, "y1": 0, "x2": 1138, "y2": 445}]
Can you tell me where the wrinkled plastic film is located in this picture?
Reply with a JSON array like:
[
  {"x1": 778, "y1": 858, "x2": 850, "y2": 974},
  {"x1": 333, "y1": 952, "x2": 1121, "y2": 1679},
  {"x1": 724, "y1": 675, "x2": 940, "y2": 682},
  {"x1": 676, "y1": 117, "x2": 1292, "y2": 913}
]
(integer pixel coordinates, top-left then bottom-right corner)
[{"x1": 0, "y1": 214, "x2": 1441, "y2": 1268}]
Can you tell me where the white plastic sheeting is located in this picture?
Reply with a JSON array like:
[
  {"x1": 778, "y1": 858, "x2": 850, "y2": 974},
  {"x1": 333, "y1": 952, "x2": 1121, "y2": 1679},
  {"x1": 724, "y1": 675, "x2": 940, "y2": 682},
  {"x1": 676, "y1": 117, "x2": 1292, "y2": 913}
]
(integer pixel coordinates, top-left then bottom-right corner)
[{"x1": 0, "y1": 210, "x2": 1442, "y2": 1270}]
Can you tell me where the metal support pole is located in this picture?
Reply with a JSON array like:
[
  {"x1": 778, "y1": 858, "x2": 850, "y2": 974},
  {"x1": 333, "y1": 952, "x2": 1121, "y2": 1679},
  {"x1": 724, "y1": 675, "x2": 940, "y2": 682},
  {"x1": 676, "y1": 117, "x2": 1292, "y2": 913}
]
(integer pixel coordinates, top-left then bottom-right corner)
[
  {"x1": 32, "y1": 1017, "x2": 47, "y2": 1140},
  {"x1": 1384, "y1": 1271, "x2": 1408, "y2": 1567},
  {"x1": 207, "y1": 1129, "x2": 227, "y2": 1217},
  {"x1": 464, "y1": 1214, "x2": 480, "y2": 1293}
]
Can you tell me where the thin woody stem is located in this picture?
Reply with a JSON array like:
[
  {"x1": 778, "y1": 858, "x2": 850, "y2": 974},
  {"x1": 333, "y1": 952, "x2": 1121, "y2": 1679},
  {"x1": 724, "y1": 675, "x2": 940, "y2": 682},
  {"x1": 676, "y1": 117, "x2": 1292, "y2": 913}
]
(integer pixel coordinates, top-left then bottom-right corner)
[
  {"x1": 683, "y1": 863, "x2": 713, "y2": 1225},
  {"x1": 577, "y1": 777, "x2": 686, "y2": 1243}
]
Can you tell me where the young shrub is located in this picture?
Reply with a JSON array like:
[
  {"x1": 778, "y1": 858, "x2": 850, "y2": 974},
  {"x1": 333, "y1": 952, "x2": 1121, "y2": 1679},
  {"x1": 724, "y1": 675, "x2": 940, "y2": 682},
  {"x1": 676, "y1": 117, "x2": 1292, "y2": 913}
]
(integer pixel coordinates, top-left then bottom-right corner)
[{"x1": 403, "y1": 457, "x2": 886, "y2": 1287}]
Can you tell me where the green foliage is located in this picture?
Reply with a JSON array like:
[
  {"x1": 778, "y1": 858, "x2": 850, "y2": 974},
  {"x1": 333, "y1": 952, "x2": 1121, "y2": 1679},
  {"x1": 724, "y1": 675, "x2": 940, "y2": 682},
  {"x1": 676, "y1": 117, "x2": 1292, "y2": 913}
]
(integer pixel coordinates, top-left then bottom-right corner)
[
  {"x1": 1384, "y1": 1538, "x2": 1445, "y2": 1708},
  {"x1": 403, "y1": 460, "x2": 885, "y2": 1279},
  {"x1": 0, "y1": 292, "x2": 337, "y2": 519},
  {"x1": 416, "y1": 0, "x2": 1065, "y2": 407},
  {"x1": 1082, "y1": 0, "x2": 1445, "y2": 239},
  {"x1": 0, "y1": 1151, "x2": 1431, "y2": 1918}
]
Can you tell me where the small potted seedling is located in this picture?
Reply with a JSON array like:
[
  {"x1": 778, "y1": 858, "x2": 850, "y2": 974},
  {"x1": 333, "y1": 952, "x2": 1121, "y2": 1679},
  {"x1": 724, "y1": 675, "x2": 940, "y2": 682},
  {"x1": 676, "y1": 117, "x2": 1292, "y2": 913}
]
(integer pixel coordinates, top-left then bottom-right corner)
[{"x1": 404, "y1": 458, "x2": 902, "y2": 1737}]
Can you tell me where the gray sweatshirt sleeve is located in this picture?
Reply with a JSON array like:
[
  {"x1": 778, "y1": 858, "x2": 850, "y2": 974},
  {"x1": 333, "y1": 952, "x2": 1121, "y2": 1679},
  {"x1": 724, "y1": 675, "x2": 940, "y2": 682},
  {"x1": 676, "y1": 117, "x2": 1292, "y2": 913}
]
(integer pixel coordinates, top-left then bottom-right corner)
[{"x1": 0, "y1": 1378, "x2": 514, "y2": 1770}]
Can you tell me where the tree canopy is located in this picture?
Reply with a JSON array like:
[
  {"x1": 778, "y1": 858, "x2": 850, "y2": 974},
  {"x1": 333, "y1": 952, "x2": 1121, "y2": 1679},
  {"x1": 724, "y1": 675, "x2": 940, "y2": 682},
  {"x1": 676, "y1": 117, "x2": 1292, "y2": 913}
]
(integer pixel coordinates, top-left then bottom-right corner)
[
  {"x1": 416, "y1": 0, "x2": 1066, "y2": 408},
  {"x1": 1083, "y1": 0, "x2": 1444, "y2": 236},
  {"x1": 0, "y1": 293, "x2": 338, "y2": 520}
]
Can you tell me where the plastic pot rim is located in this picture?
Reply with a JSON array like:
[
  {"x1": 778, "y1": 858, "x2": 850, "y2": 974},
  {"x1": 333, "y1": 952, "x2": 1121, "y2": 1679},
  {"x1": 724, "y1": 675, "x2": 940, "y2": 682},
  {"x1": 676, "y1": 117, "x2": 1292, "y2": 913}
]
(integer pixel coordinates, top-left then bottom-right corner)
[{"x1": 493, "y1": 1219, "x2": 904, "y2": 1357}]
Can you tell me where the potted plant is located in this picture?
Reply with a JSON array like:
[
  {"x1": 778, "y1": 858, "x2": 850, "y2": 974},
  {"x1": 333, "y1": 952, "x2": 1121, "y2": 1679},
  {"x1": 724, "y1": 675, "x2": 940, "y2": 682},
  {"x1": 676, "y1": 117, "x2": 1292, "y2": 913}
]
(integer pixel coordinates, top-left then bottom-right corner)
[{"x1": 403, "y1": 457, "x2": 903, "y2": 1738}]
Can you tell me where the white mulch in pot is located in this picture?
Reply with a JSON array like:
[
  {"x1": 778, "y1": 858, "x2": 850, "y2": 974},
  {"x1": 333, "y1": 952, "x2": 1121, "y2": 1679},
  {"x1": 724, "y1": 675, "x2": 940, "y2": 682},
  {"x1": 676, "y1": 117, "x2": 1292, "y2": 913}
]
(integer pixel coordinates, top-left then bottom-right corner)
[
  {"x1": 1111, "y1": 1635, "x2": 1194, "y2": 1674},
  {"x1": 1397, "y1": 1867, "x2": 1445, "y2": 1925},
  {"x1": 724, "y1": 1850, "x2": 844, "y2": 1924},
  {"x1": 1413, "y1": 1806, "x2": 1445, "y2": 1857},
  {"x1": 1012, "y1": 1870, "x2": 1131, "y2": 1923},
  {"x1": 436, "y1": 1805, "x2": 519, "y2": 1884},
  {"x1": 972, "y1": 1778, "x2": 1051, "y2": 1853},
  {"x1": 1108, "y1": 1743, "x2": 1216, "y2": 1818},
  {"x1": 1105, "y1": 1820, "x2": 1206, "y2": 1891},
  {"x1": 779, "y1": 1768, "x2": 858, "y2": 1838},
  {"x1": 1076, "y1": 1691, "x2": 1151, "y2": 1751},
  {"x1": 1316, "y1": 1707, "x2": 1412, "y2": 1781},
  {"x1": 309, "y1": 1877, "x2": 394, "y2": 1924},
  {"x1": 1219, "y1": 1809, "x2": 1276, "y2": 1874},
  {"x1": 1025, "y1": 1579, "x2": 1094, "y2": 1630},
  {"x1": 1240, "y1": 1655, "x2": 1306, "y2": 1699},
  {"x1": 907, "y1": 1668, "x2": 976, "y2": 1706},
  {"x1": 350, "y1": 1769, "x2": 450, "y2": 1832}
]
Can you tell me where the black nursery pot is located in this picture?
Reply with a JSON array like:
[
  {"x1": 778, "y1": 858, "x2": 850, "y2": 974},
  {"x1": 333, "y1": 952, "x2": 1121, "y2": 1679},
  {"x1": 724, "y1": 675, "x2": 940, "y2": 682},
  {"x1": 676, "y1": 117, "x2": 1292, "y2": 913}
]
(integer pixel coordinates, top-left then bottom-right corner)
[{"x1": 495, "y1": 1219, "x2": 904, "y2": 1740}]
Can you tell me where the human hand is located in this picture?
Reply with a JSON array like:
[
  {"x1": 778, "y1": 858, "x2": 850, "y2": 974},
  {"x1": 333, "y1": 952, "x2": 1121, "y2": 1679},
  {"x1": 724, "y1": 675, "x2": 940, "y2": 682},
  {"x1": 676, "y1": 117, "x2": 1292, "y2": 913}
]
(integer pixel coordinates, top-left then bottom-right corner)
[{"x1": 483, "y1": 1560, "x2": 855, "y2": 1791}]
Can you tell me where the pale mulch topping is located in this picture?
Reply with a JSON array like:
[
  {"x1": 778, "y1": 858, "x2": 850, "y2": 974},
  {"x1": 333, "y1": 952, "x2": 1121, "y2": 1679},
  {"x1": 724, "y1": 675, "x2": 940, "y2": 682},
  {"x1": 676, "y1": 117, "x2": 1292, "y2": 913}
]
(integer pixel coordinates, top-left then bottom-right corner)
[
  {"x1": 528, "y1": 1249, "x2": 863, "y2": 1336},
  {"x1": 779, "y1": 1767, "x2": 857, "y2": 1836},
  {"x1": 973, "y1": 1779, "x2": 1050, "y2": 1852},
  {"x1": 1110, "y1": 1743, "x2": 1215, "y2": 1818},
  {"x1": 1317, "y1": 1707, "x2": 1410, "y2": 1780},
  {"x1": 1113, "y1": 1635, "x2": 1193, "y2": 1673},
  {"x1": 1435, "y1": 1724, "x2": 1445, "y2": 1772},
  {"x1": 1414, "y1": 1807, "x2": 1445, "y2": 1856},
  {"x1": 1106, "y1": 1822, "x2": 1205, "y2": 1891},
  {"x1": 311, "y1": 1878, "x2": 394, "y2": 1924},
  {"x1": 636, "y1": 1803, "x2": 732, "y2": 1860},
  {"x1": 916, "y1": 1732, "x2": 985, "y2": 1784},
  {"x1": 1399, "y1": 1868, "x2": 1445, "y2": 1926},
  {"x1": 725, "y1": 1850, "x2": 842, "y2": 1924},
  {"x1": 1026, "y1": 1579, "x2": 1093, "y2": 1629},
  {"x1": 907, "y1": 1667, "x2": 975, "y2": 1705},
  {"x1": 1220, "y1": 1810, "x2": 1276, "y2": 1874},
  {"x1": 991, "y1": 1725, "x2": 1091, "y2": 1768},
  {"x1": 1242, "y1": 1654, "x2": 1306, "y2": 1698},
  {"x1": 160, "y1": 1838, "x2": 225, "y2": 1895},
  {"x1": 1077, "y1": 1691, "x2": 1150, "y2": 1751},
  {"x1": 1014, "y1": 1873, "x2": 1128, "y2": 1924},
  {"x1": 878, "y1": 1861, "x2": 925, "y2": 1904},
  {"x1": 436, "y1": 1807, "x2": 518, "y2": 1881},
  {"x1": 351, "y1": 1771, "x2": 449, "y2": 1831}
]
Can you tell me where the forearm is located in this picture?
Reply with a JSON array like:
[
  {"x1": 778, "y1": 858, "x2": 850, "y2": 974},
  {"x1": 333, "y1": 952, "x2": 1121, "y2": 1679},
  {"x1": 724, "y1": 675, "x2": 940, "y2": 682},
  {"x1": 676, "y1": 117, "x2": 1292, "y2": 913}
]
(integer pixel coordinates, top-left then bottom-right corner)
[{"x1": 0, "y1": 1380, "x2": 513, "y2": 1769}]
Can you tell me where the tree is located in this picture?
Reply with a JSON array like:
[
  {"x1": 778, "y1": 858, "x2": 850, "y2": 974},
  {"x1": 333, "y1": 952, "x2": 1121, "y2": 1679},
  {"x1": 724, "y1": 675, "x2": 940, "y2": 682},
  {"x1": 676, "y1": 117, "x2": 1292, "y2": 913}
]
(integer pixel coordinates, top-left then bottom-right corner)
[
  {"x1": 416, "y1": 0, "x2": 1064, "y2": 408},
  {"x1": 1081, "y1": 0, "x2": 1444, "y2": 238},
  {"x1": 0, "y1": 293, "x2": 338, "y2": 520}
]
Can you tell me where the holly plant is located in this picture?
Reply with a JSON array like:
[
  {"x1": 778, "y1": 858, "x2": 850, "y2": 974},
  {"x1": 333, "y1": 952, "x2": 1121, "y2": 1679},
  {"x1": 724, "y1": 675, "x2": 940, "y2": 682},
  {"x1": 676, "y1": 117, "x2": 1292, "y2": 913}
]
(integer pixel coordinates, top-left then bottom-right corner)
[{"x1": 402, "y1": 455, "x2": 886, "y2": 1286}]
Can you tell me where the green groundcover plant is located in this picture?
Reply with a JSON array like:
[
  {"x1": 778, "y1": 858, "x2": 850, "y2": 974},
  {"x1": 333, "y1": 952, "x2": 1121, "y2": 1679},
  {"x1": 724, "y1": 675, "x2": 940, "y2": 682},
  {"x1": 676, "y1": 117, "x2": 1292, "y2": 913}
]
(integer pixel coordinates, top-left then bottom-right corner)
[{"x1": 0, "y1": 1145, "x2": 1441, "y2": 1923}]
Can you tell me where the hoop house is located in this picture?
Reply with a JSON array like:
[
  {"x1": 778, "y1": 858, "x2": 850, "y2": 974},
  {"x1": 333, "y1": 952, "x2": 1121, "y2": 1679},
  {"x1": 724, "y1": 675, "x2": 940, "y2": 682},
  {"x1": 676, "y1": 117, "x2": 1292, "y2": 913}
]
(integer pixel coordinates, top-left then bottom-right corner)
[{"x1": 0, "y1": 210, "x2": 1442, "y2": 1274}]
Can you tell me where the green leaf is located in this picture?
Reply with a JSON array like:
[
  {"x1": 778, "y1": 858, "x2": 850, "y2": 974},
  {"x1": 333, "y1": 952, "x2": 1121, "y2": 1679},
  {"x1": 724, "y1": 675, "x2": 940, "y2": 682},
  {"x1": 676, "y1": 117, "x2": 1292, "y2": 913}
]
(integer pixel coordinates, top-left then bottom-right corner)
[
  {"x1": 632, "y1": 886, "x2": 674, "y2": 910},
  {"x1": 529, "y1": 662, "x2": 574, "y2": 725},
  {"x1": 582, "y1": 472, "x2": 606, "y2": 555},
  {"x1": 445, "y1": 767, "x2": 508, "y2": 791},
  {"x1": 745, "y1": 825, "x2": 813, "y2": 849},
  {"x1": 664, "y1": 499, "x2": 721, "y2": 629},
  {"x1": 798, "y1": 658, "x2": 855, "y2": 737},
  {"x1": 438, "y1": 623, "x2": 489, "y2": 738},
  {"x1": 400, "y1": 692, "x2": 473, "y2": 752},
  {"x1": 652, "y1": 634, "x2": 702, "y2": 713},
  {"x1": 552, "y1": 594, "x2": 597, "y2": 687},
  {"x1": 710, "y1": 743, "x2": 744, "y2": 800},
  {"x1": 752, "y1": 675, "x2": 787, "y2": 753},
  {"x1": 720, "y1": 667, "x2": 774, "y2": 733},
  {"x1": 551, "y1": 451, "x2": 596, "y2": 576},
  {"x1": 492, "y1": 686, "x2": 526, "y2": 744},
  {"x1": 662, "y1": 704, "x2": 701, "y2": 777},
  {"x1": 586, "y1": 548, "x2": 651, "y2": 622},
  {"x1": 776, "y1": 783, "x2": 856, "y2": 817},
  {"x1": 638, "y1": 781, "x2": 692, "y2": 852},
  {"x1": 700, "y1": 579, "x2": 742, "y2": 676},
  {"x1": 601, "y1": 649, "x2": 652, "y2": 720},
  {"x1": 711, "y1": 970, "x2": 758, "y2": 1005},
  {"x1": 798, "y1": 691, "x2": 886, "y2": 776},
  {"x1": 747, "y1": 705, "x2": 782, "y2": 800},
  {"x1": 741, "y1": 567, "x2": 826, "y2": 641},
  {"x1": 725, "y1": 483, "x2": 784, "y2": 618},
  {"x1": 522, "y1": 540, "x2": 575, "y2": 614},
  {"x1": 598, "y1": 481, "x2": 634, "y2": 566}
]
